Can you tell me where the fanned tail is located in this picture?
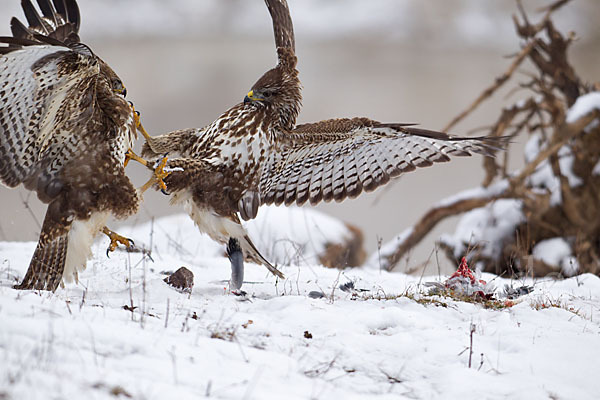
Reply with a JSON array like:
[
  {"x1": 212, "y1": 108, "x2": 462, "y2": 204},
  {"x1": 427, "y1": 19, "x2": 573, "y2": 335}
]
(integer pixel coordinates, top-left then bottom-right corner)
[
  {"x1": 14, "y1": 214, "x2": 70, "y2": 291},
  {"x1": 241, "y1": 234, "x2": 285, "y2": 279}
]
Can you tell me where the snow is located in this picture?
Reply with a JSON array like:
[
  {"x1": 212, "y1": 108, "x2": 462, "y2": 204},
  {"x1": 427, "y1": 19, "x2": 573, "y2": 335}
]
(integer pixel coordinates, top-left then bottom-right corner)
[
  {"x1": 594, "y1": 160, "x2": 600, "y2": 176},
  {"x1": 434, "y1": 180, "x2": 509, "y2": 209},
  {"x1": 363, "y1": 227, "x2": 413, "y2": 270},
  {"x1": 565, "y1": 91, "x2": 600, "y2": 125},
  {"x1": 366, "y1": 181, "x2": 512, "y2": 271},
  {"x1": 246, "y1": 205, "x2": 352, "y2": 267},
  {"x1": 439, "y1": 199, "x2": 525, "y2": 262},
  {"x1": 532, "y1": 238, "x2": 579, "y2": 277},
  {"x1": 524, "y1": 133, "x2": 583, "y2": 205},
  {"x1": 2, "y1": 212, "x2": 600, "y2": 399}
]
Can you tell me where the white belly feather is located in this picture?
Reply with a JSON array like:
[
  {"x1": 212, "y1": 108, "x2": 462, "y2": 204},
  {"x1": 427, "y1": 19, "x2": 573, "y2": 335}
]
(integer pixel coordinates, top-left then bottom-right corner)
[
  {"x1": 63, "y1": 211, "x2": 109, "y2": 283},
  {"x1": 171, "y1": 190, "x2": 247, "y2": 244}
]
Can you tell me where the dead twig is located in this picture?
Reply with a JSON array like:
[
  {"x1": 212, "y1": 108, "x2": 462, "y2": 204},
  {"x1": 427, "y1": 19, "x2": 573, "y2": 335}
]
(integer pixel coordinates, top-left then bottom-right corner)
[
  {"x1": 385, "y1": 192, "x2": 511, "y2": 271},
  {"x1": 443, "y1": 41, "x2": 535, "y2": 133}
]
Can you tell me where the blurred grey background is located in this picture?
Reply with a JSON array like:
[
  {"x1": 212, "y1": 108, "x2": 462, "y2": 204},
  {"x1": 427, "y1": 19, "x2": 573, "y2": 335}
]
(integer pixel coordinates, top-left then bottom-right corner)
[{"x1": 1, "y1": 0, "x2": 599, "y2": 272}]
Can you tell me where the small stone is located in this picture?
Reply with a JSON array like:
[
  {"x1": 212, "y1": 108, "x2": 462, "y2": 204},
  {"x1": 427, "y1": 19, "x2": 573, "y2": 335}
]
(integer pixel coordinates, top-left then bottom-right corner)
[{"x1": 164, "y1": 267, "x2": 194, "y2": 292}]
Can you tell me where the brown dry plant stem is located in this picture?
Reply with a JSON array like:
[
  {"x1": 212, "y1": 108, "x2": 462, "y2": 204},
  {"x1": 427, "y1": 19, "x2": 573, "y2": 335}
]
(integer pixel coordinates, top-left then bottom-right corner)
[{"x1": 384, "y1": 0, "x2": 600, "y2": 276}]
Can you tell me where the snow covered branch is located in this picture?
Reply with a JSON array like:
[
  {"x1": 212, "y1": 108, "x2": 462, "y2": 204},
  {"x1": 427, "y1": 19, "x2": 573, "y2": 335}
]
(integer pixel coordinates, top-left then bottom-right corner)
[{"x1": 380, "y1": 0, "x2": 600, "y2": 277}]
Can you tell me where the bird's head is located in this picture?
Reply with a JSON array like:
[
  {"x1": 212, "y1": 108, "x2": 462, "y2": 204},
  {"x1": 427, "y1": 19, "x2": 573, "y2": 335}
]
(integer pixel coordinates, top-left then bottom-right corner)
[
  {"x1": 244, "y1": 63, "x2": 302, "y2": 130},
  {"x1": 99, "y1": 59, "x2": 127, "y2": 97},
  {"x1": 112, "y1": 78, "x2": 127, "y2": 98}
]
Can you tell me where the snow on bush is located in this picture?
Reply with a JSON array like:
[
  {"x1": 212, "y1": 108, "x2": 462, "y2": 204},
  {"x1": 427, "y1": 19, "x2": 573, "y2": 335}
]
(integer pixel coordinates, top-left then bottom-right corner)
[
  {"x1": 439, "y1": 199, "x2": 525, "y2": 262},
  {"x1": 532, "y1": 238, "x2": 579, "y2": 277}
]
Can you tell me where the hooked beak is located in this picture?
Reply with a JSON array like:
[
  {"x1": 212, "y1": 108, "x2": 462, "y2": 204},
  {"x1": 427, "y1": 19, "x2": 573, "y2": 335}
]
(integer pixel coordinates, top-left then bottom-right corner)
[
  {"x1": 115, "y1": 87, "x2": 127, "y2": 97},
  {"x1": 244, "y1": 90, "x2": 262, "y2": 103}
]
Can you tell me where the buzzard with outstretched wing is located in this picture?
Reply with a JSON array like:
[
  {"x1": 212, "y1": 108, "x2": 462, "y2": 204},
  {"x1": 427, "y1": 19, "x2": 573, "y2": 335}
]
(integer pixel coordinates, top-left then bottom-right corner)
[
  {"x1": 142, "y1": 0, "x2": 506, "y2": 290},
  {"x1": 0, "y1": 0, "x2": 142, "y2": 291}
]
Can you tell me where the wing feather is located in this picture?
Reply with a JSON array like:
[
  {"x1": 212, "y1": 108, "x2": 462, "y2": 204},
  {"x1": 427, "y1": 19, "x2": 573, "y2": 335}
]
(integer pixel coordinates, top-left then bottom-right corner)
[
  {"x1": 0, "y1": 44, "x2": 98, "y2": 187},
  {"x1": 36, "y1": 0, "x2": 60, "y2": 27},
  {"x1": 259, "y1": 118, "x2": 506, "y2": 207},
  {"x1": 11, "y1": 0, "x2": 80, "y2": 44},
  {"x1": 264, "y1": 0, "x2": 295, "y2": 53},
  {"x1": 22, "y1": 0, "x2": 52, "y2": 36}
]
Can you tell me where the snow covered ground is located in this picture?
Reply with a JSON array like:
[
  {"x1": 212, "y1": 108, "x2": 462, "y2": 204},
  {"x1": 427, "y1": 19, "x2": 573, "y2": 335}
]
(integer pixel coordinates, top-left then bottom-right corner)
[{"x1": 1, "y1": 211, "x2": 599, "y2": 400}]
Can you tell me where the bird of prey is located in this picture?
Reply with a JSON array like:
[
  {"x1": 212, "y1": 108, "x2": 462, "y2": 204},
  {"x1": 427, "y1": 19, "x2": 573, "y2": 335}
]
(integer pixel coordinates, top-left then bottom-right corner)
[
  {"x1": 142, "y1": 0, "x2": 505, "y2": 290},
  {"x1": 0, "y1": 0, "x2": 160, "y2": 291}
]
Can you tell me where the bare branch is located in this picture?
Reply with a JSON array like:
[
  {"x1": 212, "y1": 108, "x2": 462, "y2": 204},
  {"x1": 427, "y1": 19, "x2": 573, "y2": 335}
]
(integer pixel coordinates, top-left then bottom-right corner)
[
  {"x1": 385, "y1": 190, "x2": 511, "y2": 271},
  {"x1": 443, "y1": 42, "x2": 535, "y2": 132}
]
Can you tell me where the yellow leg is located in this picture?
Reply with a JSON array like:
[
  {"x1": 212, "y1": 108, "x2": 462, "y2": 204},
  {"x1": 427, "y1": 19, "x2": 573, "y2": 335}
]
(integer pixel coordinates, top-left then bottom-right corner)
[
  {"x1": 124, "y1": 148, "x2": 149, "y2": 168},
  {"x1": 137, "y1": 120, "x2": 153, "y2": 142},
  {"x1": 130, "y1": 102, "x2": 153, "y2": 141},
  {"x1": 102, "y1": 226, "x2": 134, "y2": 256}
]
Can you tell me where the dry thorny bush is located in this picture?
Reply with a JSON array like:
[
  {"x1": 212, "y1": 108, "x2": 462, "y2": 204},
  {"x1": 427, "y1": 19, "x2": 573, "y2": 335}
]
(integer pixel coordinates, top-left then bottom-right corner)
[{"x1": 383, "y1": 0, "x2": 600, "y2": 277}]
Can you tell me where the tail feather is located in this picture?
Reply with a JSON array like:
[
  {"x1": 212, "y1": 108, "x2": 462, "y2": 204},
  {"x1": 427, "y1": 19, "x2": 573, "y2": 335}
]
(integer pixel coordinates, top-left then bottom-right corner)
[
  {"x1": 14, "y1": 206, "x2": 71, "y2": 292},
  {"x1": 242, "y1": 234, "x2": 285, "y2": 279},
  {"x1": 14, "y1": 229, "x2": 69, "y2": 291}
]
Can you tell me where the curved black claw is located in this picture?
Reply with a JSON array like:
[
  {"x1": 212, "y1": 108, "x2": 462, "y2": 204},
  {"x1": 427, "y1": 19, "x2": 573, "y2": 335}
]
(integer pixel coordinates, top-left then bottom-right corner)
[
  {"x1": 126, "y1": 238, "x2": 135, "y2": 250},
  {"x1": 106, "y1": 247, "x2": 111, "y2": 258},
  {"x1": 128, "y1": 101, "x2": 134, "y2": 107},
  {"x1": 161, "y1": 188, "x2": 170, "y2": 196}
]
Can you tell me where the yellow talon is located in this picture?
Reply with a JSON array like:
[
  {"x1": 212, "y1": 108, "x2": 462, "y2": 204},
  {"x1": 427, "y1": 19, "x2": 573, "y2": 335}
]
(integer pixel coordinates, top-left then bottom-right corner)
[
  {"x1": 102, "y1": 227, "x2": 134, "y2": 256},
  {"x1": 128, "y1": 102, "x2": 153, "y2": 141},
  {"x1": 154, "y1": 156, "x2": 169, "y2": 191},
  {"x1": 139, "y1": 155, "x2": 171, "y2": 194}
]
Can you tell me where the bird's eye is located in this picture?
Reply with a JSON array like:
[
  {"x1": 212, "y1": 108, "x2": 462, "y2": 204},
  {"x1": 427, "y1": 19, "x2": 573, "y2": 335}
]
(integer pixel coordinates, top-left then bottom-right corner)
[{"x1": 264, "y1": 92, "x2": 272, "y2": 98}]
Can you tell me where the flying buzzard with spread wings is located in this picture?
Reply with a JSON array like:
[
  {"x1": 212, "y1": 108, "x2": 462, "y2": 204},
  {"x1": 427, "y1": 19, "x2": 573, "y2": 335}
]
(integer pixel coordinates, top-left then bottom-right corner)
[
  {"x1": 142, "y1": 0, "x2": 505, "y2": 290},
  {"x1": 0, "y1": 0, "x2": 146, "y2": 291}
]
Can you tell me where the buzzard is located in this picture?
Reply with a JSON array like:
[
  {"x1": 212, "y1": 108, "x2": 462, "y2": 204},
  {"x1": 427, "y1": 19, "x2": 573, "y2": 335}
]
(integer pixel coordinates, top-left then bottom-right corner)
[
  {"x1": 0, "y1": 0, "x2": 155, "y2": 291},
  {"x1": 142, "y1": 0, "x2": 505, "y2": 290}
]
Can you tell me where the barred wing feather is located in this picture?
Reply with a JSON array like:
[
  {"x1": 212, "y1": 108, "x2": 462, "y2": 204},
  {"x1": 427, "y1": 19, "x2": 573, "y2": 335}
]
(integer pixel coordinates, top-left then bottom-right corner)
[
  {"x1": 259, "y1": 118, "x2": 503, "y2": 207},
  {"x1": 0, "y1": 44, "x2": 98, "y2": 187}
]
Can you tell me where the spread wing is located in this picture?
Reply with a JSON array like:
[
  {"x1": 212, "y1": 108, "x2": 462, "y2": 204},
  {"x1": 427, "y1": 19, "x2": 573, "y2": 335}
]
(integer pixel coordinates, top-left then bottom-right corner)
[
  {"x1": 265, "y1": 0, "x2": 295, "y2": 53},
  {"x1": 10, "y1": 0, "x2": 81, "y2": 44},
  {"x1": 264, "y1": 0, "x2": 296, "y2": 70},
  {"x1": 0, "y1": 0, "x2": 103, "y2": 190},
  {"x1": 258, "y1": 118, "x2": 505, "y2": 208}
]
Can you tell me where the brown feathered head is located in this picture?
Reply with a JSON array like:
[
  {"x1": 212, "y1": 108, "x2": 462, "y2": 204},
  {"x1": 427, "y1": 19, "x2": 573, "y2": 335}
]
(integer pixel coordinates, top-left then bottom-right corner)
[
  {"x1": 97, "y1": 58, "x2": 127, "y2": 97},
  {"x1": 244, "y1": 47, "x2": 302, "y2": 131}
]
